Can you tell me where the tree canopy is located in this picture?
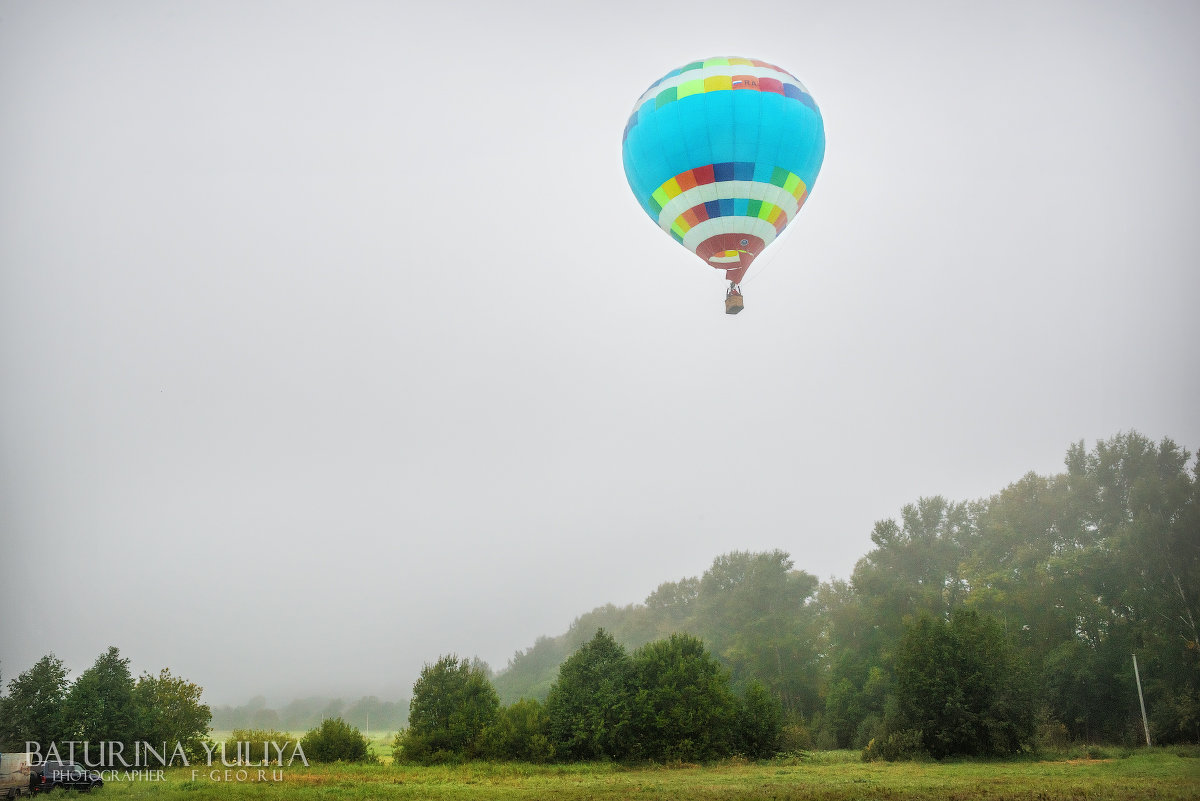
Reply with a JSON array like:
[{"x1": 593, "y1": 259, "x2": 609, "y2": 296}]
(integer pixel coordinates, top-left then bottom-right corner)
[
  {"x1": 395, "y1": 655, "x2": 499, "y2": 764},
  {"x1": 545, "y1": 629, "x2": 634, "y2": 760},
  {"x1": 495, "y1": 432, "x2": 1200, "y2": 751},
  {"x1": 0, "y1": 647, "x2": 211, "y2": 761},
  {"x1": 300, "y1": 717, "x2": 371, "y2": 762}
]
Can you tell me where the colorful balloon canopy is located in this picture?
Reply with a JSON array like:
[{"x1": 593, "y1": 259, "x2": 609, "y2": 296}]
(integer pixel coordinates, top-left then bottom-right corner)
[{"x1": 622, "y1": 57, "x2": 825, "y2": 284}]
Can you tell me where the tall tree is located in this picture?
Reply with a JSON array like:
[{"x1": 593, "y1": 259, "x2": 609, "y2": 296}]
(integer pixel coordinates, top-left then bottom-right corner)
[
  {"x1": 0, "y1": 654, "x2": 70, "y2": 750},
  {"x1": 132, "y1": 668, "x2": 211, "y2": 761},
  {"x1": 694, "y1": 550, "x2": 822, "y2": 716},
  {"x1": 892, "y1": 610, "x2": 1034, "y2": 758},
  {"x1": 545, "y1": 629, "x2": 634, "y2": 760},
  {"x1": 822, "y1": 499, "x2": 971, "y2": 747},
  {"x1": 735, "y1": 679, "x2": 784, "y2": 758},
  {"x1": 62, "y1": 647, "x2": 137, "y2": 757}
]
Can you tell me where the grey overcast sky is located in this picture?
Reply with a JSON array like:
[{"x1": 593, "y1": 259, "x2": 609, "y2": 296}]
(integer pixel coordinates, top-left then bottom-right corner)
[{"x1": 1, "y1": 0, "x2": 1197, "y2": 704}]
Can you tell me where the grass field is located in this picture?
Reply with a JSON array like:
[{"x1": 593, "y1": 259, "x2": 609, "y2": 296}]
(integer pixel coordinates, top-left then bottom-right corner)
[{"x1": 81, "y1": 748, "x2": 1198, "y2": 800}]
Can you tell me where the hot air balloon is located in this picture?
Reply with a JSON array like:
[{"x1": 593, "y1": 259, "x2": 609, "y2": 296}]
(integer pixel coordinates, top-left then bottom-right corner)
[{"x1": 621, "y1": 57, "x2": 825, "y2": 314}]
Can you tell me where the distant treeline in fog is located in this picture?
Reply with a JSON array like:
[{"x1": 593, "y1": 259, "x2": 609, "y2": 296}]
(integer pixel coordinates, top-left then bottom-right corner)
[
  {"x1": 6, "y1": 431, "x2": 1195, "y2": 760},
  {"x1": 491, "y1": 432, "x2": 1199, "y2": 748},
  {"x1": 210, "y1": 695, "x2": 408, "y2": 734}
]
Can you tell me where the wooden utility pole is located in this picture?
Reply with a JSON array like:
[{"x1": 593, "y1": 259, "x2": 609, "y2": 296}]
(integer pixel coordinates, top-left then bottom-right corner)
[{"x1": 1132, "y1": 653, "x2": 1151, "y2": 747}]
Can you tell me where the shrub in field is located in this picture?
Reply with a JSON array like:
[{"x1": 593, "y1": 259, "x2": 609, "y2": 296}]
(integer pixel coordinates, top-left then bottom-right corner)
[
  {"x1": 628, "y1": 633, "x2": 738, "y2": 762},
  {"x1": 546, "y1": 629, "x2": 635, "y2": 760},
  {"x1": 300, "y1": 717, "x2": 370, "y2": 762},
  {"x1": 394, "y1": 727, "x2": 473, "y2": 765},
  {"x1": 891, "y1": 610, "x2": 1035, "y2": 758},
  {"x1": 395, "y1": 654, "x2": 499, "y2": 764},
  {"x1": 545, "y1": 631, "x2": 773, "y2": 763},
  {"x1": 862, "y1": 729, "x2": 926, "y2": 761},
  {"x1": 735, "y1": 680, "x2": 784, "y2": 758},
  {"x1": 483, "y1": 698, "x2": 555, "y2": 763}
]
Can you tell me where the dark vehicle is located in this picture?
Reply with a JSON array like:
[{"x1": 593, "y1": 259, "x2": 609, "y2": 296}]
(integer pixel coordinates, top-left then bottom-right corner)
[{"x1": 33, "y1": 761, "x2": 102, "y2": 793}]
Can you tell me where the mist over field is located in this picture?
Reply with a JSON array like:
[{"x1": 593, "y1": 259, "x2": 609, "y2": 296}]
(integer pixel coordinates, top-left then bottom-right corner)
[{"x1": 2, "y1": 0, "x2": 1198, "y2": 722}]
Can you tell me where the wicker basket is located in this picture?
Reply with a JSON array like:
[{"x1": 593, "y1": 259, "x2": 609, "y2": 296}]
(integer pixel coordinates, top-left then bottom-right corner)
[{"x1": 725, "y1": 294, "x2": 745, "y2": 315}]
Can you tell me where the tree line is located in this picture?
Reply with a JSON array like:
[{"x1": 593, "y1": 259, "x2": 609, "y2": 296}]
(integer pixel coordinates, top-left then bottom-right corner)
[
  {"x1": 0, "y1": 647, "x2": 379, "y2": 765},
  {"x1": 210, "y1": 695, "x2": 408, "y2": 734},
  {"x1": 490, "y1": 432, "x2": 1199, "y2": 755},
  {"x1": 394, "y1": 631, "x2": 785, "y2": 764},
  {"x1": 0, "y1": 646, "x2": 211, "y2": 760},
  {"x1": 5, "y1": 431, "x2": 1195, "y2": 762}
]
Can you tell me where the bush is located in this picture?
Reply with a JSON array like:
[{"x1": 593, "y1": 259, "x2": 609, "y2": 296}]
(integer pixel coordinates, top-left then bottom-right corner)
[
  {"x1": 482, "y1": 699, "x2": 555, "y2": 763},
  {"x1": 299, "y1": 717, "x2": 370, "y2": 762},
  {"x1": 891, "y1": 611, "x2": 1035, "y2": 758},
  {"x1": 395, "y1": 655, "x2": 499, "y2": 764},
  {"x1": 862, "y1": 729, "x2": 926, "y2": 762},
  {"x1": 392, "y1": 729, "x2": 440, "y2": 765},
  {"x1": 736, "y1": 681, "x2": 784, "y2": 758},
  {"x1": 628, "y1": 634, "x2": 738, "y2": 762},
  {"x1": 546, "y1": 630, "x2": 635, "y2": 761}
]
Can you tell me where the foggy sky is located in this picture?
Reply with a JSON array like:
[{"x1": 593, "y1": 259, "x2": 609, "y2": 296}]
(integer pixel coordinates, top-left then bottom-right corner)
[{"x1": 2, "y1": 0, "x2": 1197, "y2": 705}]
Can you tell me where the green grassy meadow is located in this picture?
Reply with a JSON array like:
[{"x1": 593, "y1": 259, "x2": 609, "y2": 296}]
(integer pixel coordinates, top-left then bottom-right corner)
[{"x1": 82, "y1": 748, "x2": 1199, "y2": 800}]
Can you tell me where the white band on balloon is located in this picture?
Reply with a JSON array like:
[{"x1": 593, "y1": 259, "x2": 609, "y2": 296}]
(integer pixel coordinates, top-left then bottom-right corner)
[
  {"x1": 682, "y1": 216, "x2": 780, "y2": 255},
  {"x1": 657, "y1": 181, "x2": 801, "y2": 233}
]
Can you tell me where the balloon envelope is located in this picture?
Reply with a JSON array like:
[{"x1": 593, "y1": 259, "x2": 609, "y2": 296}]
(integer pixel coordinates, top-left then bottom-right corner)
[{"x1": 622, "y1": 57, "x2": 825, "y2": 283}]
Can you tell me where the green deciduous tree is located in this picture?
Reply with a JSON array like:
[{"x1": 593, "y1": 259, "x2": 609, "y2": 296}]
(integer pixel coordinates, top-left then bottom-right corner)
[
  {"x1": 820, "y1": 500, "x2": 970, "y2": 750},
  {"x1": 628, "y1": 633, "x2": 739, "y2": 762},
  {"x1": 300, "y1": 717, "x2": 370, "y2": 762},
  {"x1": 132, "y1": 668, "x2": 211, "y2": 762},
  {"x1": 395, "y1": 655, "x2": 498, "y2": 764},
  {"x1": 695, "y1": 551, "x2": 823, "y2": 717},
  {"x1": 735, "y1": 679, "x2": 784, "y2": 758},
  {"x1": 0, "y1": 654, "x2": 71, "y2": 750},
  {"x1": 490, "y1": 430, "x2": 1198, "y2": 750},
  {"x1": 62, "y1": 646, "x2": 137, "y2": 757},
  {"x1": 892, "y1": 610, "x2": 1034, "y2": 758},
  {"x1": 545, "y1": 629, "x2": 634, "y2": 760}
]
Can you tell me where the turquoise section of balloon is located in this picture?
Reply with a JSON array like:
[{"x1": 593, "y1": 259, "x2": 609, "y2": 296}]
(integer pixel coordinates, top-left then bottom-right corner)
[{"x1": 622, "y1": 78, "x2": 825, "y2": 221}]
